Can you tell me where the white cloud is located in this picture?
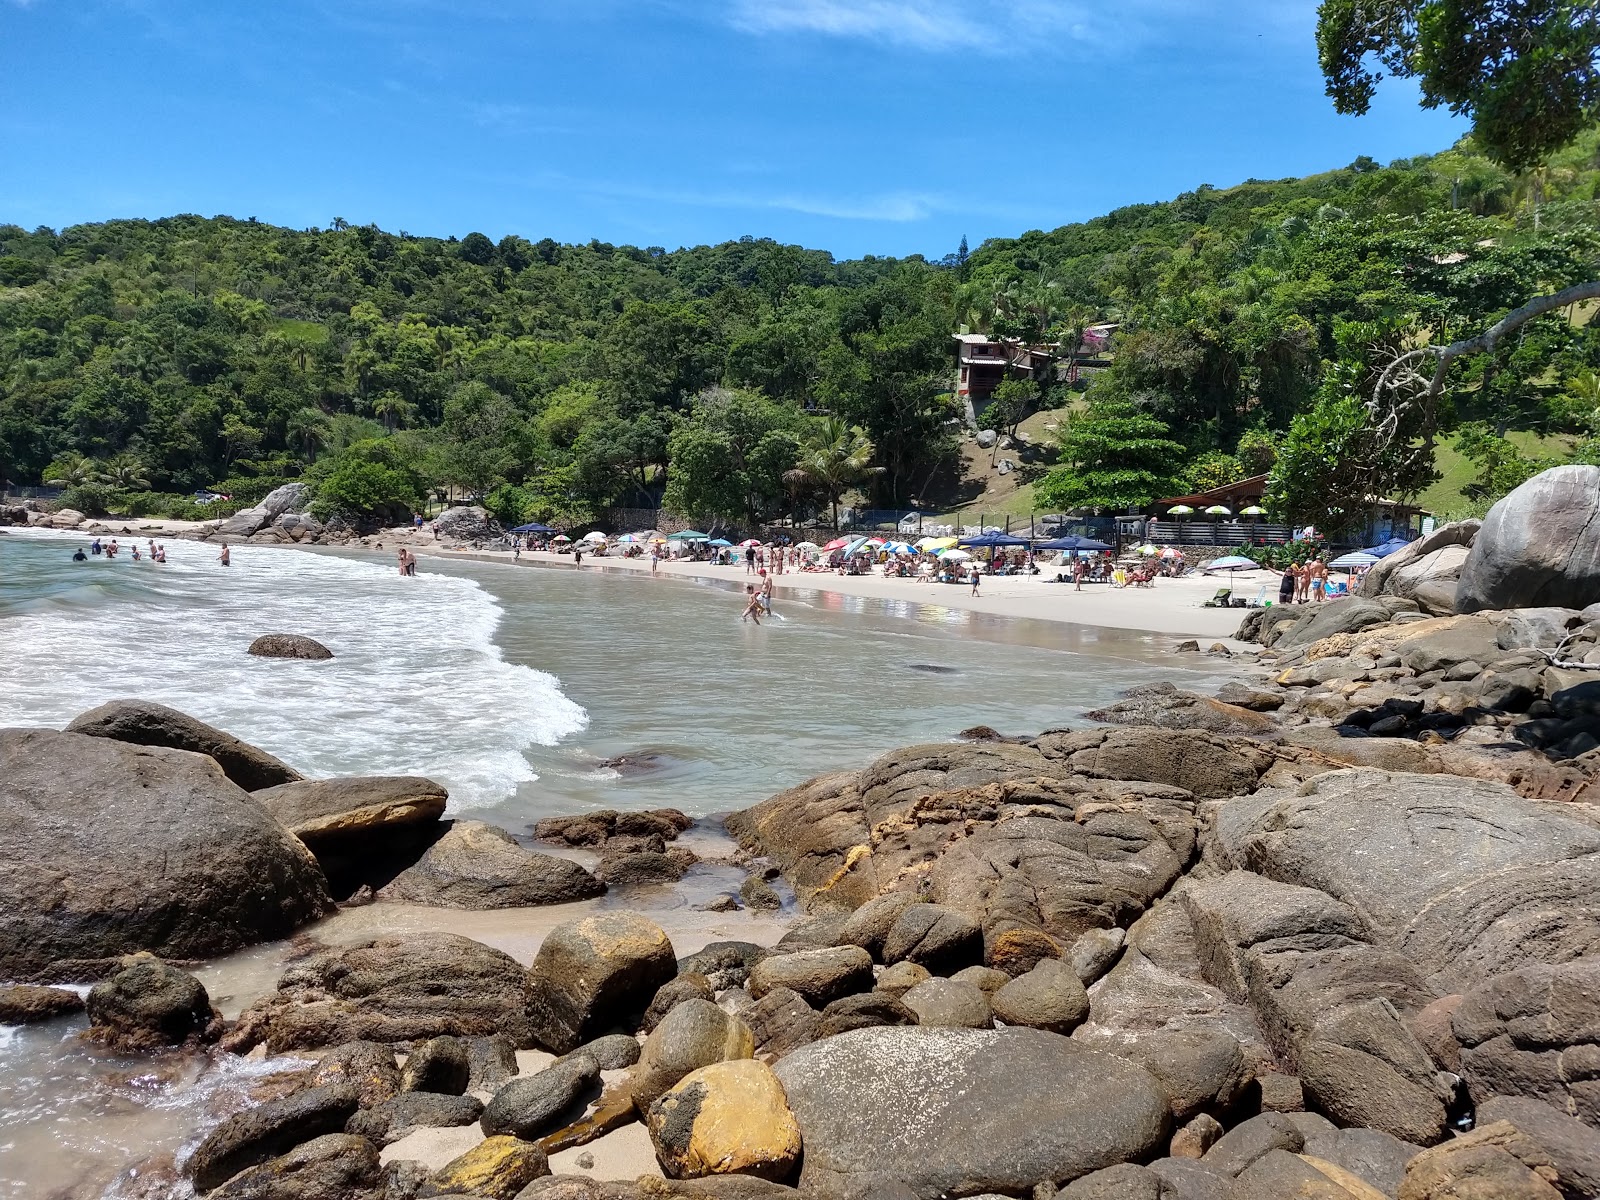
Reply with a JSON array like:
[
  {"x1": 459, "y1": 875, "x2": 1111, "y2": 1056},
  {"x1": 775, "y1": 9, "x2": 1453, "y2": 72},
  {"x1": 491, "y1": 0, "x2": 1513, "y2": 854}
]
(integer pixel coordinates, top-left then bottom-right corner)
[{"x1": 727, "y1": 1, "x2": 983, "y2": 51}]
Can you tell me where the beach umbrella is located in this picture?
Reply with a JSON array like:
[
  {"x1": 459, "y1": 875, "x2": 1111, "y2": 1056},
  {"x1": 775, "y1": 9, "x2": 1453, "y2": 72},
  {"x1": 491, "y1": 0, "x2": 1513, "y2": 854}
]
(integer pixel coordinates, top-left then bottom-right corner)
[
  {"x1": 1363, "y1": 536, "x2": 1412, "y2": 558},
  {"x1": 708, "y1": 538, "x2": 733, "y2": 547},
  {"x1": 552, "y1": 534, "x2": 571, "y2": 543},
  {"x1": 1035, "y1": 535, "x2": 1112, "y2": 552},
  {"x1": 615, "y1": 533, "x2": 644, "y2": 544},
  {"x1": 667, "y1": 530, "x2": 709, "y2": 541},
  {"x1": 957, "y1": 530, "x2": 1031, "y2": 548},
  {"x1": 864, "y1": 536, "x2": 887, "y2": 548},
  {"x1": 795, "y1": 541, "x2": 819, "y2": 552},
  {"x1": 1160, "y1": 547, "x2": 1183, "y2": 559},
  {"x1": 510, "y1": 522, "x2": 555, "y2": 534},
  {"x1": 1330, "y1": 551, "x2": 1379, "y2": 569},
  {"x1": 821, "y1": 537, "x2": 850, "y2": 552},
  {"x1": 1133, "y1": 542, "x2": 1159, "y2": 555},
  {"x1": 1239, "y1": 505, "x2": 1266, "y2": 517},
  {"x1": 937, "y1": 548, "x2": 972, "y2": 561},
  {"x1": 738, "y1": 538, "x2": 763, "y2": 548},
  {"x1": 1166, "y1": 504, "x2": 1195, "y2": 515},
  {"x1": 1206, "y1": 555, "x2": 1261, "y2": 572},
  {"x1": 580, "y1": 530, "x2": 607, "y2": 543},
  {"x1": 1203, "y1": 504, "x2": 1232, "y2": 516},
  {"x1": 924, "y1": 536, "x2": 959, "y2": 551}
]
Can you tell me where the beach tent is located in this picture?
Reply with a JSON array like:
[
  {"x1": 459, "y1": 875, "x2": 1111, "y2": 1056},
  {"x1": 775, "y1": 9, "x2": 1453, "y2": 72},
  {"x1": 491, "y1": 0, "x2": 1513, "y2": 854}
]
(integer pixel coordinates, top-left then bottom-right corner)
[
  {"x1": 510, "y1": 522, "x2": 555, "y2": 534},
  {"x1": 1206, "y1": 555, "x2": 1261, "y2": 572},
  {"x1": 667, "y1": 530, "x2": 710, "y2": 541},
  {"x1": 1035, "y1": 535, "x2": 1112, "y2": 552},
  {"x1": 1363, "y1": 537, "x2": 1412, "y2": 558},
  {"x1": 1330, "y1": 551, "x2": 1379, "y2": 569}
]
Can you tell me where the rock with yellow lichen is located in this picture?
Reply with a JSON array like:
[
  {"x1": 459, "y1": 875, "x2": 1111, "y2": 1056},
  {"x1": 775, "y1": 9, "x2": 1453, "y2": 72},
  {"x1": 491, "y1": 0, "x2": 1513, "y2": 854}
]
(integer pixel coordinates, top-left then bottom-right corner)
[
  {"x1": 646, "y1": 1059, "x2": 801, "y2": 1183},
  {"x1": 418, "y1": 1134, "x2": 548, "y2": 1199}
]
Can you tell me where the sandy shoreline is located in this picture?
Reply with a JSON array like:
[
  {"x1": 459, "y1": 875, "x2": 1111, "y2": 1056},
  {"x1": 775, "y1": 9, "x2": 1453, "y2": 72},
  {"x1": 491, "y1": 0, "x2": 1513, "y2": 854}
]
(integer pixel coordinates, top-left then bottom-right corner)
[{"x1": 10, "y1": 517, "x2": 1260, "y2": 640}]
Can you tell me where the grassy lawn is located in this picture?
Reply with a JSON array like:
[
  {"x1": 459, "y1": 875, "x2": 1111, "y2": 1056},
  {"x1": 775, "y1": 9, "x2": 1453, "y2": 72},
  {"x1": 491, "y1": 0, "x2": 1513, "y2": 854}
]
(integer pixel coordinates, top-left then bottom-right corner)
[
  {"x1": 272, "y1": 317, "x2": 329, "y2": 342},
  {"x1": 1418, "y1": 430, "x2": 1576, "y2": 520}
]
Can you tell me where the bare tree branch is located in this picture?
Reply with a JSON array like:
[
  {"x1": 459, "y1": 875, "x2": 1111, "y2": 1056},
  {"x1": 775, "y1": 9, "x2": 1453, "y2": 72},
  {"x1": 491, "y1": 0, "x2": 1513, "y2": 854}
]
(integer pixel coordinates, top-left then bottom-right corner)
[{"x1": 1421, "y1": 279, "x2": 1600, "y2": 400}]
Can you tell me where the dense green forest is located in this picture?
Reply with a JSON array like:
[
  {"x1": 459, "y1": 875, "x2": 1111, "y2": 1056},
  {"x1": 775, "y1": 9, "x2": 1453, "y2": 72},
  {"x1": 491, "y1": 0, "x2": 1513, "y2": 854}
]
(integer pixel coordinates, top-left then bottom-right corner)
[{"x1": 4, "y1": 129, "x2": 1600, "y2": 531}]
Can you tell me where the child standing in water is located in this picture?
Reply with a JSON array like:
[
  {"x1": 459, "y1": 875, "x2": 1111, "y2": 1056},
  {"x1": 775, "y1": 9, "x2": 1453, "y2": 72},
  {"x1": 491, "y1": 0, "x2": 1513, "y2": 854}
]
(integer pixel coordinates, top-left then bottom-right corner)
[{"x1": 741, "y1": 584, "x2": 763, "y2": 624}]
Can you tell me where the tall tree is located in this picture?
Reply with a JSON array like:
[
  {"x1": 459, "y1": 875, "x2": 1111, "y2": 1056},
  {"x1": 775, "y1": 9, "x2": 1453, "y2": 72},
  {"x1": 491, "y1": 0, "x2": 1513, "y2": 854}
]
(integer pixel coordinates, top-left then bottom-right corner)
[{"x1": 1033, "y1": 397, "x2": 1186, "y2": 512}]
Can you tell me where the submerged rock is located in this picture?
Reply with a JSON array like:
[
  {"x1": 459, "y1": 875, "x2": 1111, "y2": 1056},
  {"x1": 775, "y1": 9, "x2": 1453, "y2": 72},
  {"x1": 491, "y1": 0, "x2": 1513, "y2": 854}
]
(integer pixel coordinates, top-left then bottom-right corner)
[
  {"x1": 248, "y1": 633, "x2": 334, "y2": 660},
  {"x1": 85, "y1": 955, "x2": 218, "y2": 1052},
  {"x1": 185, "y1": 1083, "x2": 362, "y2": 1192},
  {"x1": 0, "y1": 984, "x2": 85, "y2": 1024},
  {"x1": 0, "y1": 727, "x2": 331, "y2": 980}
]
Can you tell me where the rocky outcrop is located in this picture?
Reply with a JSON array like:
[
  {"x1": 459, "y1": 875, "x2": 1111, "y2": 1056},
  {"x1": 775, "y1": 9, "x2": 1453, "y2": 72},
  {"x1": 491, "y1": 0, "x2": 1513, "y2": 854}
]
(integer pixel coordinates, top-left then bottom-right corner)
[
  {"x1": 345, "y1": 1091, "x2": 484, "y2": 1146},
  {"x1": 774, "y1": 1026, "x2": 1170, "y2": 1197},
  {"x1": 377, "y1": 821, "x2": 605, "y2": 909},
  {"x1": 65, "y1": 699, "x2": 302, "y2": 791},
  {"x1": 248, "y1": 634, "x2": 334, "y2": 660},
  {"x1": 255, "y1": 774, "x2": 448, "y2": 895},
  {"x1": 0, "y1": 728, "x2": 331, "y2": 979},
  {"x1": 526, "y1": 912, "x2": 678, "y2": 1053},
  {"x1": 1359, "y1": 521, "x2": 1479, "y2": 615},
  {"x1": 1086, "y1": 682, "x2": 1278, "y2": 735},
  {"x1": 85, "y1": 955, "x2": 219, "y2": 1051},
  {"x1": 225, "y1": 933, "x2": 535, "y2": 1052},
  {"x1": 1457, "y1": 465, "x2": 1600, "y2": 613},
  {"x1": 432, "y1": 505, "x2": 501, "y2": 544},
  {"x1": 217, "y1": 483, "x2": 311, "y2": 539},
  {"x1": 206, "y1": 1133, "x2": 385, "y2": 1200}
]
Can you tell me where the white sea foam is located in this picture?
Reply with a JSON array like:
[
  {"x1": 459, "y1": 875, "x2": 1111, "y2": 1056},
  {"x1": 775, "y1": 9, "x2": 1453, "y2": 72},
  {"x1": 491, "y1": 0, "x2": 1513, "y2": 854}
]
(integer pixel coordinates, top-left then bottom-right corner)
[{"x1": 0, "y1": 531, "x2": 586, "y2": 809}]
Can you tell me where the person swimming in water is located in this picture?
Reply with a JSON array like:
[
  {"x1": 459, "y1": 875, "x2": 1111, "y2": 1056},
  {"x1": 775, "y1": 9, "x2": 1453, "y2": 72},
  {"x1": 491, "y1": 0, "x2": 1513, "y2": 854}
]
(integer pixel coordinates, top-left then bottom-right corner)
[{"x1": 72, "y1": 548, "x2": 87, "y2": 561}]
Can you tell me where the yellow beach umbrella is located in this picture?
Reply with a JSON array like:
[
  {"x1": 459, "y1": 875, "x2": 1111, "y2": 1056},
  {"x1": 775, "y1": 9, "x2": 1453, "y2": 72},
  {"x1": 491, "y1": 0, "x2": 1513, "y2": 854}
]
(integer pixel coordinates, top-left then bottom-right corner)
[{"x1": 925, "y1": 536, "x2": 959, "y2": 551}]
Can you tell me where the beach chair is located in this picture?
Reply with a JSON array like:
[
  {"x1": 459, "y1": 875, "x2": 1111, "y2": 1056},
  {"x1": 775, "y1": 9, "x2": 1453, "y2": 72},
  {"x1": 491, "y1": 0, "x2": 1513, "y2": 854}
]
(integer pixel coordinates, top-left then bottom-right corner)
[
  {"x1": 1249, "y1": 584, "x2": 1267, "y2": 608},
  {"x1": 1202, "y1": 587, "x2": 1232, "y2": 608}
]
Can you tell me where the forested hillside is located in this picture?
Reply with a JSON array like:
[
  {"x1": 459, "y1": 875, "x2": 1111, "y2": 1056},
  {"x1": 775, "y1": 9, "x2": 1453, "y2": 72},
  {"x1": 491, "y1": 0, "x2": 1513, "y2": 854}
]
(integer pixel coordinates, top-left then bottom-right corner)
[{"x1": 3, "y1": 130, "x2": 1599, "y2": 530}]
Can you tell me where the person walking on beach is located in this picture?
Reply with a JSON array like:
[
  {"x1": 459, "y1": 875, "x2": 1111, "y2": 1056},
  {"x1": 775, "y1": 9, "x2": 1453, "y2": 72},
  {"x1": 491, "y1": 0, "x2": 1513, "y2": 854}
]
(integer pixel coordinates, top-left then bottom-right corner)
[
  {"x1": 1074, "y1": 555, "x2": 1087, "y2": 592},
  {"x1": 741, "y1": 583, "x2": 763, "y2": 623},
  {"x1": 970, "y1": 568, "x2": 981, "y2": 597},
  {"x1": 574, "y1": 547, "x2": 583, "y2": 568},
  {"x1": 218, "y1": 543, "x2": 231, "y2": 566},
  {"x1": 1280, "y1": 563, "x2": 1297, "y2": 606},
  {"x1": 745, "y1": 545, "x2": 757, "y2": 575},
  {"x1": 650, "y1": 544, "x2": 660, "y2": 575}
]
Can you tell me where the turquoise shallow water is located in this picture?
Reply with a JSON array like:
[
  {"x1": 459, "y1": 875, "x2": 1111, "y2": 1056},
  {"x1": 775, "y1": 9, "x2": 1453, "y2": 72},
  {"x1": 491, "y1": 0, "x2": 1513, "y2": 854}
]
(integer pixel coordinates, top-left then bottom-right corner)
[{"x1": 0, "y1": 527, "x2": 1235, "y2": 1198}]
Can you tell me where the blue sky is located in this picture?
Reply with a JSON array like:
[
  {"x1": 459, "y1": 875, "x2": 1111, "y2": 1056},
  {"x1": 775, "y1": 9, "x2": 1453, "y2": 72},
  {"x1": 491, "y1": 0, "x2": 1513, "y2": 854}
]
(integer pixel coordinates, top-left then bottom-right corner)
[{"x1": 1, "y1": 1, "x2": 1467, "y2": 259}]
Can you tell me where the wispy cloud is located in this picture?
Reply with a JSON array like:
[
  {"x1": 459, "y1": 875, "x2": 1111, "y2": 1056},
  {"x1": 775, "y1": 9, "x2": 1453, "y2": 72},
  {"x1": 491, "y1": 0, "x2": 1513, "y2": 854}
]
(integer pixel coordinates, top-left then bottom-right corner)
[{"x1": 725, "y1": 0, "x2": 1095, "y2": 51}]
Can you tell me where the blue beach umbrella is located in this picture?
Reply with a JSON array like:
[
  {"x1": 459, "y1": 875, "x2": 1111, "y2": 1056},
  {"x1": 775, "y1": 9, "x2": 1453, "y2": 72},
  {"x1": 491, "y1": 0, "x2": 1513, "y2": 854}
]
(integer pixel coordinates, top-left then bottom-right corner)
[
  {"x1": 956, "y1": 530, "x2": 1031, "y2": 549},
  {"x1": 708, "y1": 538, "x2": 733, "y2": 547},
  {"x1": 1034, "y1": 535, "x2": 1112, "y2": 552},
  {"x1": 1362, "y1": 537, "x2": 1412, "y2": 558}
]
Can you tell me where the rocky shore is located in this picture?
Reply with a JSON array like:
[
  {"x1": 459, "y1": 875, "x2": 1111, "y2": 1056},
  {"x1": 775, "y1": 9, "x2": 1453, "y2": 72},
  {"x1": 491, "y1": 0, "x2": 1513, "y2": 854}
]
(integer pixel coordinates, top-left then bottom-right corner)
[{"x1": 3, "y1": 467, "x2": 1600, "y2": 1200}]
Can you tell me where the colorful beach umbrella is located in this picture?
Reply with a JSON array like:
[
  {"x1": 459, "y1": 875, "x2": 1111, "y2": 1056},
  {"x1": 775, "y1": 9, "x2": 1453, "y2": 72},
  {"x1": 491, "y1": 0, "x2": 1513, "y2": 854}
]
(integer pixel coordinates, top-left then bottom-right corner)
[
  {"x1": 1206, "y1": 555, "x2": 1261, "y2": 572},
  {"x1": 1239, "y1": 505, "x2": 1266, "y2": 516},
  {"x1": 1203, "y1": 504, "x2": 1232, "y2": 516},
  {"x1": 821, "y1": 537, "x2": 850, "y2": 552},
  {"x1": 1166, "y1": 504, "x2": 1195, "y2": 515},
  {"x1": 738, "y1": 539, "x2": 763, "y2": 548},
  {"x1": 552, "y1": 534, "x2": 571, "y2": 543}
]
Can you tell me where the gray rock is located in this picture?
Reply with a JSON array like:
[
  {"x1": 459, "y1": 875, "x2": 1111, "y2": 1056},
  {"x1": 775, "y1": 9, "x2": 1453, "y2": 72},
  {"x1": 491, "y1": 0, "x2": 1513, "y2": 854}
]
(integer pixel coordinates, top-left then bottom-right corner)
[
  {"x1": 432, "y1": 504, "x2": 501, "y2": 542},
  {"x1": 642, "y1": 973, "x2": 715, "y2": 1033},
  {"x1": 748, "y1": 947, "x2": 874, "y2": 1008},
  {"x1": 991, "y1": 959, "x2": 1090, "y2": 1034},
  {"x1": 676, "y1": 941, "x2": 768, "y2": 991},
  {"x1": 738, "y1": 874, "x2": 782, "y2": 911},
  {"x1": 1477, "y1": 1095, "x2": 1600, "y2": 1197},
  {"x1": 526, "y1": 912, "x2": 677, "y2": 1053},
  {"x1": 1068, "y1": 929, "x2": 1125, "y2": 984},
  {"x1": 85, "y1": 956, "x2": 216, "y2": 1051},
  {"x1": 1275, "y1": 599, "x2": 1395, "y2": 649},
  {"x1": 345, "y1": 1092, "x2": 483, "y2": 1146},
  {"x1": 1200, "y1": 1111, "x2": 1304, "y2": 1177},
  {"x1": 185, "y1": 1083, "x2": 362, "y2": 1192},
  {"x1": 248, "y1": 634, "x2": 334, "y2": 660},
  {"x1": 563, "y1": 1033, "x2": 640, "y2": 1072},
  {"x1": 1359, "y1": 521, "x2": 1478, "y2": 616},
  {"x1": 467, "y1": 1034, "x2": 522, "y2": 1092},
  {"x1": 208, "y1": 1133, "x2": 384, "y2": 1200},
  {"x1": 774, "y1": 1026, "x2": 1171, "y2": 1198},
  {"x1": 219, "y1": 482, "x2": 311, "y2": 538},
  {"x1": 0, "y1": 728, "x2": 330, "y2": 980},
  {"x1": 481, "y1": 1054, "x2": 600, "y2": 1139},
  {"x1": 950, "y1": 965, "x2": 1011, "y2": 995},
  {"x1": 901, "y1": 977, "x2": 993, "y2": 1029},
  {"x1": 1314, "y1": 1126, "x2": 1419, "y2": 1197},
  {"x1": 882, "y1": 904, "x2": 984, "y2": 974},
  {"x1": 1458, "y1": 465, "x2": 1600, "y2": 612},
  {"x1": 818, "y1": 991, "x2": 916, "y2": 1037},
  {"x1": 833, "y1": 893, "x2": 917, "y2": 959},
  {"x1": 742, "y1": 985, "x2": 821, "y2": 1060},
  {"x1": 64, "y1": 698, "x2": 302, "y2": 791},
  {"x1": 1074, "y1": 1028, "x2": 1248, "y2": 1122},
  {"x1": 227, "y1": 933, "x2": 536, "y2": 1053},
  {"x1": 630, "y1": 999, "x2": 753, "y2": 1111},
  {"x1": 1228, "y1": 1150, "x2": 1369, "y2": 1200},
  {"x1": 255, "y1": 776, "x2": 447, "y2": 844},
  {"x1": 1059, "y1": 1163, "x2": 1161, "y2": 1199},
  {"x1": 400, "y1": 1035, "x2": 470, "y2": 1095},
  {"x1": 1085, "y1": 685, "x2": 1277, "y2": 735},
  {"x1": 1145, "y1": 1157, "x2": 1229, "y2": 1200},
  {"x1": 379, "y1": 821, "x2": 605, "y2": 909},
  {"x1": 873, "y1": 961, "x2": 931, "y2": 997}
]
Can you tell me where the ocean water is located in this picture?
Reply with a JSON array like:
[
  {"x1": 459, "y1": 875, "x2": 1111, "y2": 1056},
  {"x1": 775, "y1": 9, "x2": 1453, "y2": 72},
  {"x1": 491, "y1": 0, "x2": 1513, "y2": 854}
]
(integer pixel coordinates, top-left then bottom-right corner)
[{"x1": 0, "y1": 526, "x2": 1238, "y2": 1197}]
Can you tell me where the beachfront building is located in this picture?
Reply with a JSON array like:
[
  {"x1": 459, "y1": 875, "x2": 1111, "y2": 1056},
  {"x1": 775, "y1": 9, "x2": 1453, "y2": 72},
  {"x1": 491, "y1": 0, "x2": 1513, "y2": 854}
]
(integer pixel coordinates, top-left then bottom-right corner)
[
  {"x1": 1146, "y1": 474, "x2": 1429, "y2": 548},
  {"x1": 953, "y1": 334, "x2": 1055, "y2": 402}
]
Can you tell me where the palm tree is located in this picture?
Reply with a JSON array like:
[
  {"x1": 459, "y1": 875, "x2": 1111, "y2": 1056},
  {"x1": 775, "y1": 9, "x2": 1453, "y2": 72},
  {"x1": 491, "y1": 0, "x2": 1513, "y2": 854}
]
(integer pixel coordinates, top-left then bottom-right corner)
[
  {"x1": 44, "y1": 452, "x2": 103, "y2": 488},
  {"x1": 785, "y1": 418, "x2": 882, "y2": 530},
  {"x1": 372, "y1": 391, "x2": 415, "y2": 434},
  {"x1": 102, "y1": 452, "x2": 151, "y2": 491},
  {"x1": 286, "y1": 406, "x2": 331, "y2": 463}
]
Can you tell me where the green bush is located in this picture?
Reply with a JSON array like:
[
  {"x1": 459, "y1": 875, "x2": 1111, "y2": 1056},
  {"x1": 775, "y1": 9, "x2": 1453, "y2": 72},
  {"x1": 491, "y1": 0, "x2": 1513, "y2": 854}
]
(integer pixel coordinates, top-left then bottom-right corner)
[
  {"x1": 104, "y1": 490, "x2": 236, "y2": 520},
  {"x1": 58, "y1": 483, "x2": 115, "y2": 515}
]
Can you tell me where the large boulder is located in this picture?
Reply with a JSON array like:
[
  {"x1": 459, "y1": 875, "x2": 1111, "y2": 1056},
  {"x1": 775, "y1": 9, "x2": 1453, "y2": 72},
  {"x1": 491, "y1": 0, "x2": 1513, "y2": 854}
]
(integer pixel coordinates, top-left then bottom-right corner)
[
  {"x1": 219, "y1": 482, "x2": 311, "y2": 538},
  {"x1": 185, "y1": 1083, "x2": 362, "y2": 1192},
  {"x1": 647, "y1": 1059, "x2": 802, "y2": 1183},
  {"x1": 0, "y1": 728, "x2": 331, "y2": 979},
  {"x1": 1086, "y1": 683, "x2": 1277, "y2": 735},
  {"x1": 526, "y1": 912, "x2": 677, "y2": 1053},
  {"x1": 225, "y1": 933, "x2": 535, "y2": 1053},
  {"x1": 631, "y1": 998, "x2": 755, "y2": 1111},
  {"x1": 65, "y1": 699, "x2": 302, "y2": 791},
  {"x1": 1457, "y1": 465, "x2": 1600, "y2": 612},
  {"x1": 1273, "y1": 599, "x2": 1397, "y2": 650},
  {"x1": 377, "y1": 821, "x2": 604, "y2": 909},
  {"x1": 433, "y1": 505, "x2": 501, "y2": 543},
  {"x1": 85, "y1": 955, "x2": 218, "y2": 1051},
  {"x1": 1359, "y1": 521, "x2": 1479, "y2": 616},
  {"x1": 207, "y1": 1133, "x2": 385, "y2": 1200},
  {"x1": 773, "y1": 1026, "x2": 1170, "y2": 1197},
  {"x1": 255, "y1": 775, "x2": 448, "y2": 895},
  {"x1": 749, "y1": 948, "x2": 875, "y2": 1008},
  {"x1": 420, "y1": 1135, "x2": 548, "y2": 1199},
  {"x1": 345, "y1": 1092, "x2": 483, "y2": 1146}
]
